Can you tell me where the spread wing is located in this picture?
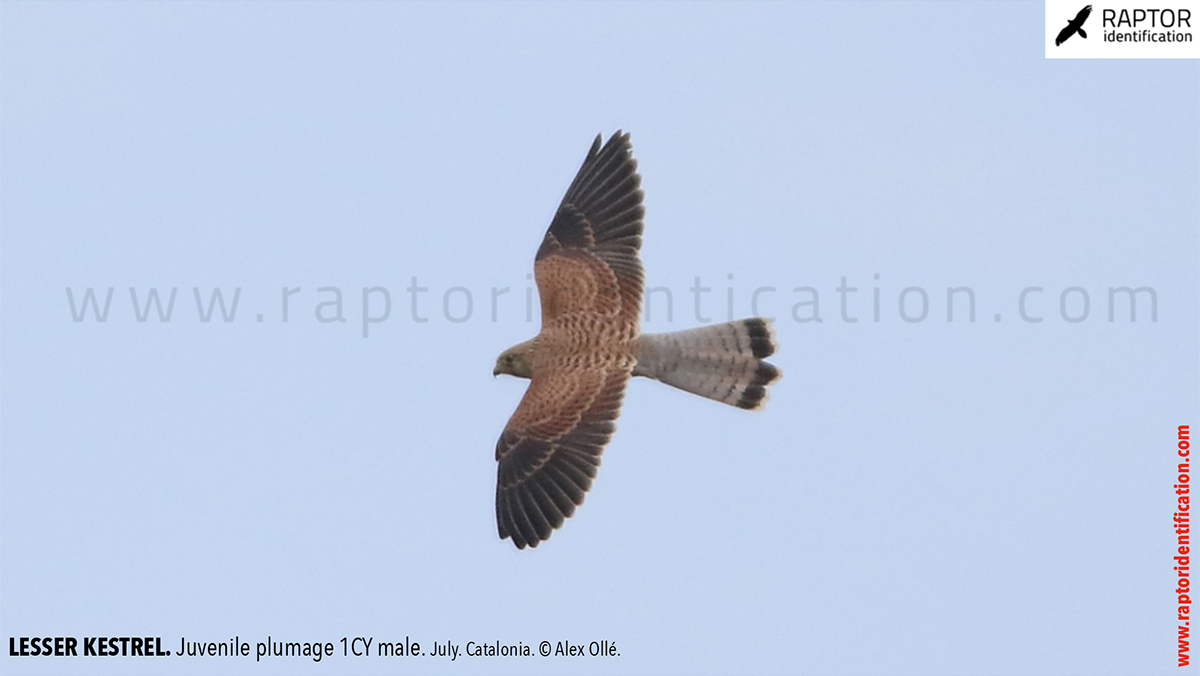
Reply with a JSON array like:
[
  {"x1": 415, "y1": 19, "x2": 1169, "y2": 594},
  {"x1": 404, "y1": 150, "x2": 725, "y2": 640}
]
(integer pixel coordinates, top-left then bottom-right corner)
[
  {"x1": 1056, "y1": 4, "x2": 1091, "y2": 44},
  {"x1": 493, "y1": 133, "x2": 643, "y2": 549},
  {"x1": 534, "y1": 132, "x2": 645, "y2": 331},
  {"x1": 495, "y1": 367, "x2": 630, "y2": 549}
]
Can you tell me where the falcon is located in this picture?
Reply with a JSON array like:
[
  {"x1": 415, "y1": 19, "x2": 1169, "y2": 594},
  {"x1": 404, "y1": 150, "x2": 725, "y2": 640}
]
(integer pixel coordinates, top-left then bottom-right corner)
[{"x1": 493, "y1": 132, "x2": 781, "y2": 549}]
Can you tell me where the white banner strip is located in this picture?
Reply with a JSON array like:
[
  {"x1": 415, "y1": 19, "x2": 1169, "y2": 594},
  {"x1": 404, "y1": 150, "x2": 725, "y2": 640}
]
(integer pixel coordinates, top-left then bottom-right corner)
[{"x1": 1046, "y1": 0, "x2": 1200, "y2": 58}]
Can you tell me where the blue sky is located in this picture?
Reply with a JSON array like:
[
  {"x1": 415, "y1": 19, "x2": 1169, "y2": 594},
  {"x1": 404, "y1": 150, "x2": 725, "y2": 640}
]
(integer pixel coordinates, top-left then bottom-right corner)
[{"x1": 2, "y1": 2, "x2": 1197, "y2": 674}]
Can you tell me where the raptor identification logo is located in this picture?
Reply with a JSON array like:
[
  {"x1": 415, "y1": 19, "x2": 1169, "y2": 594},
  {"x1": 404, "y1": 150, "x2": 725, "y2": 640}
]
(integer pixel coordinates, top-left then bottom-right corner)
[{"x1": 1045, "y1": 0, "x2": 1199, "y2": 57}]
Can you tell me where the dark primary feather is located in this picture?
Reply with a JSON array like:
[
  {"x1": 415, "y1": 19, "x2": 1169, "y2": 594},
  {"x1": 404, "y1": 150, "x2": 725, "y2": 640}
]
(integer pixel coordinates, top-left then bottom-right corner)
[{"x1": 537, "y1": 132, "x2": 645, "y2": 261}]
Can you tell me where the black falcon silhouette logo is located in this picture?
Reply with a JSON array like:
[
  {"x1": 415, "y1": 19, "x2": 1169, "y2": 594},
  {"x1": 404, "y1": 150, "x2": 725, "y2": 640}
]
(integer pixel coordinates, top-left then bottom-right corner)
[{"x1": 1056, "y1": 5, "x2": 1093, "y2": 46}]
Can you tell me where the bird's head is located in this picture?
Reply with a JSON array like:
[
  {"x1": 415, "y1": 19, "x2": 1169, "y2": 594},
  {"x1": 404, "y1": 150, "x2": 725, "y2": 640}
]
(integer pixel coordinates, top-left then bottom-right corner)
[{"x1": 494, "y1": 339, "x2": 536, "y2": 379}]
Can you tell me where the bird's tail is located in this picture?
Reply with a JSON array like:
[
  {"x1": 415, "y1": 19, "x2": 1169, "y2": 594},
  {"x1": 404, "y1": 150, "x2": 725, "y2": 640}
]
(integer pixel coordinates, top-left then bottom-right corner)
[
  {"x1": 632, "y1": 318, "x2": 782, "y2": 410},
  {"x1": 1079, "y1": 28, "x2": 1088, "y2": 38}
]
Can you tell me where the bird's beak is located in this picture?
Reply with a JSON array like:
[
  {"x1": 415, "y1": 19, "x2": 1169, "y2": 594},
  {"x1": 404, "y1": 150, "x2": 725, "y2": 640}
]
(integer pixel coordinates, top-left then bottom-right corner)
[{"x1": 493, "y1": 366, "x2": 501, "y2": 377}]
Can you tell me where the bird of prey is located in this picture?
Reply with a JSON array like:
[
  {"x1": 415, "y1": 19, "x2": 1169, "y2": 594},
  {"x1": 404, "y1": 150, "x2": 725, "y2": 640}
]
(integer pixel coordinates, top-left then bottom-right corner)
[
  {"x1": 1056, "y1": 5, "x2": 1092, "y2": 46},
  {"x1": 492, "y1": 132, "x2": 782, "y2": 549}
]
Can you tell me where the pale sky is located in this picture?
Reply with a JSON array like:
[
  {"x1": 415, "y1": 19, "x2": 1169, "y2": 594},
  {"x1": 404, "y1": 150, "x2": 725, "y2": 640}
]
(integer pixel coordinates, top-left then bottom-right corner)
[{"x1": 2, "y1": 2, "x2": 1197, "y2": 675}]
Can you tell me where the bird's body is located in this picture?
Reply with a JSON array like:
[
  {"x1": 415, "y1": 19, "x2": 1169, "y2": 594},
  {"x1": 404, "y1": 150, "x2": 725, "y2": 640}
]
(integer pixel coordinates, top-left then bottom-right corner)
[{"x1": 493, "y1": 132, "x2": 781, "y2": 549}]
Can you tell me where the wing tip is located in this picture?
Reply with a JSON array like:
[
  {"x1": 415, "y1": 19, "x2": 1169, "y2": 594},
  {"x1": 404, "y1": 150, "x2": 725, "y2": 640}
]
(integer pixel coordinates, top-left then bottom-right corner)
[
  {"x1": 497, "y1": 488, "x2": 565, "y2": 550},
  {"x1": 598, "y1": 129, "x2": 633, "y2": 157}
]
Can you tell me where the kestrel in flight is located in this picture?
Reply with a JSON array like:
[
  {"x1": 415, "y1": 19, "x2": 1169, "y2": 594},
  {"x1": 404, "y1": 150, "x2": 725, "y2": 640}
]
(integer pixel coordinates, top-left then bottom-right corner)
[{"x1": 493, "y1": 132, "x2": 781, "y2": 549}]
